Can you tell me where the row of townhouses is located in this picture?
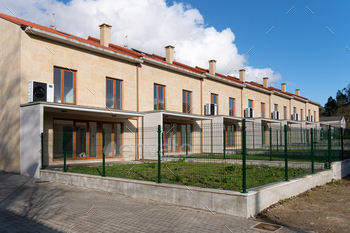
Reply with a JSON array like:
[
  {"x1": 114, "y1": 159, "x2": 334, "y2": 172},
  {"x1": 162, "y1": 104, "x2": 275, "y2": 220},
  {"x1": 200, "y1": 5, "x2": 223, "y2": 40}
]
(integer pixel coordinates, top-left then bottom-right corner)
[{"x1": 0, "y1": 13, "x2": 321, "y2": 177}]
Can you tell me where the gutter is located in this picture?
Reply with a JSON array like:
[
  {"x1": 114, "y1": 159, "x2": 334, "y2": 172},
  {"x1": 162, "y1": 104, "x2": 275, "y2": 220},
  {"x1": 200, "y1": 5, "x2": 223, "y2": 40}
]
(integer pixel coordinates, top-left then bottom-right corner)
[
  {"x1": 204, "y1": 73, "x2": 244, "y2": 88},
  {"x1": 271, "y1": 90, "x2": 292, "y2": 99},
  {"x1": 308, "y1": 99, "x2": 321, "y2": 106},
  {"x1": 140, "y1": 56, "x2": 205, "y2": 79},
  {"x1": 292, "y1": 95, "x2": 308, "y2": 103},
  {"x1": 244, "y1": 83, "x2": 272, "y2": 94},
  {"x1": 24, "y1": 27, "x2": 144, "y2": 64}
]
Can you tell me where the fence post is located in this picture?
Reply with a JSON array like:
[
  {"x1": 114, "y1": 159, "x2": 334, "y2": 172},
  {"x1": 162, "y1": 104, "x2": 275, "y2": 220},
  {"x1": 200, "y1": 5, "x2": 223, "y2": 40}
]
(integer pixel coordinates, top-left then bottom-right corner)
[
  {"x1": 157, "y1": 125, "x2": 161, "y2": 183},
  {"x1": 284, "y1": 125, "x2": 289, "y2": 181},
  {"x1": 223, "y1": 128, "x2": 226, "y2": 160},
  {"x1": 311, "y1": 128, "x2": 314, "y2": 174},
  {"x1": 269, "y1": 127, "x2": 272, "y2": 161},
  {"x1": 102, "y1": 129, "x2": 106, "y2": 177},
  {"x1": 162, "y1": 131, "x2": 164, "y2": 158},
  {"x1": 276, "y1": 129, "x2": 279, "y2": 152},
  {"x1": 242, "y1": 119, "x2": 247, "y2": 193},
  {"x1": 328, "y1": 125, "x2": 332, "y2": 169},
  {"x1": 341, "y1": 127, "x2": 344, "y2": 161},
  {"x1": 63, "y1": 131, "x2": 67, "y2": 172},
  {"x1": 41, "y1": 133, "x2": 44, "y2": 170},
  {"x1": 186, "y1": 130, "x2": 188, "y2": 158}
]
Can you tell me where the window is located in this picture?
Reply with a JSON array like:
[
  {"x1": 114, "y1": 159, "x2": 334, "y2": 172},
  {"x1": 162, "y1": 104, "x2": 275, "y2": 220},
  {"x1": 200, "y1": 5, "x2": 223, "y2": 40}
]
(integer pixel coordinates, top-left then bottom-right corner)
[
  {"x1": 308, "y1": 109, "x2": 311, "y2": 116},
  {"x1": 211, "y1": 93, "x2": 218, "y2": 113},
  {"x1": 182, "y1": 90, "x2": 192, "y2": 113},
  {"x1": 248, "y1": 99, "x2": 253, "y2": 108},
  {"x1": 225, "y1": 124, "x2": 235, "y2": 147},
  {"x1": 293, "y1": 107, "x2": 296, "y2": 114},
  {"x1": 274, "y1": 104, "x2": 278, "y2": 111},
  {"x1": 229, "y1": 98, "x2": 235, "y2": 116},
  {"x1": 164, "y1": 124, "x2": 191, "y2": 152},
  {"x1": 261, "y1": 103, "x2": 265, "y2": 118},
  {"x1": 106, "y1": 78, "x2": 122, "y2": 109},
  {"x1": 154, "y1": 84, "x2": 165, "y2": 110},
  {"x1": 314, "y1": 111, "x2": 316, "y2": 121},
  {"x1": 283, "y1": 106, "x2": 287, "y2": 119},
  {"x1": 54, "y1": 67, "x2": 76, "y2": 104}
]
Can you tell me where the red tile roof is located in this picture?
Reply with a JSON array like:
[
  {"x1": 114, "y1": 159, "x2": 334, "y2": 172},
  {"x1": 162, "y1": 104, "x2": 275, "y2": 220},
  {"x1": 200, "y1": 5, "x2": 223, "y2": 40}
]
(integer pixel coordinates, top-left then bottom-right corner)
[{"x1": 0, "y1": 13, "x2": 311, "y2": 101}]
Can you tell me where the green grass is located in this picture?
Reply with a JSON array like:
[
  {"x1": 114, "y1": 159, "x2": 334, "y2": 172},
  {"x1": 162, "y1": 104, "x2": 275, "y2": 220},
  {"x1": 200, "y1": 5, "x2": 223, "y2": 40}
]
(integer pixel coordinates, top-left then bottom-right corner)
[
  {"x1": 68, "y1": 161, "x2": 311, "y2": 191},
  {"x1": 193, "y1": 151, "x2": 342, "y2": 163}
]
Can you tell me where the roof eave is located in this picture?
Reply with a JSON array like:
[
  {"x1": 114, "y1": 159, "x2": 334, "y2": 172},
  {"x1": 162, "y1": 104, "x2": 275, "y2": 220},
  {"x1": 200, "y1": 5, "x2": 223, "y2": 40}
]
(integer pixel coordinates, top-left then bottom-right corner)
[
  {"x1": 140, "y1": 56, "x2": 205, "y2": 79},
  {"x1": 204, "y1": 73, "x2": 244, "y2": 88},
  {"x1": 245, "y1": 83, "x2": 272, "y2": 94},
  {"x1": 271, "y1": 90, "x2": 292, "y2": 99},
  {"x1": 25, "y1": 27, "x2": 144, "y2": 64}
]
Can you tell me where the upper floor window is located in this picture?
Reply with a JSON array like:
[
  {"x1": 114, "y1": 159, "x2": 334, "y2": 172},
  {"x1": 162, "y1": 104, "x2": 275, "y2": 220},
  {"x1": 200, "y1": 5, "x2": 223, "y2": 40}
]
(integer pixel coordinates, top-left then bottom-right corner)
[
  {"x1": 293, "y1": 107, "x2": 296, "y2": 114},
  {"x1": 154, "y1": 84, "x2": 165, "y2": 110},
  {"x1": 308, "y1": 109, "x2": 311, "y2": 116},
  {"x1": 283, "y1": 106, "x2": 287, "y2": 119},
  {"x1": 229, "y1": 98, "x2": 235, "y2": 116},
  {"x1": 274, "y1": 104, "x2": 278, "y2": 111},
  {"x1": 261, "y1": 102, "x2": 265, "y2": 118},
  {"x1": 54, "y1": 67, "x2": 76, "y2": 104},
  {"x1": 106, "y1": 78, "x2": 122, "y2": 109},
  {"x1": 182, "y1": 90, "x2": 192, "y2": 113},
  {"x1": 248, "y1": 99, "x2": 253, "y2": 108}
]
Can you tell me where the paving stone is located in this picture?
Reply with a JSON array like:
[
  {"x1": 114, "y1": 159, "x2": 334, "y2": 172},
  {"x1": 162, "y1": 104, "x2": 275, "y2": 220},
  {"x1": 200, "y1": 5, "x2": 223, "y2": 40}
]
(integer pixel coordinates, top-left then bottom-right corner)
[{"x1": 0, "y1": 172, "x2": 308, "y2": 233}]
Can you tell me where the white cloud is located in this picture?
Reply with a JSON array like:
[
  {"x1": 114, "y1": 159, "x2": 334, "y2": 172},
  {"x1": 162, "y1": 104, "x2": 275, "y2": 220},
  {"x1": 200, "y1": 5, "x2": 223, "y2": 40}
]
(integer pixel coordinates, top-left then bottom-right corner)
[{"x1": 2, "y1": 0, "x2": 281, "y2": 82}]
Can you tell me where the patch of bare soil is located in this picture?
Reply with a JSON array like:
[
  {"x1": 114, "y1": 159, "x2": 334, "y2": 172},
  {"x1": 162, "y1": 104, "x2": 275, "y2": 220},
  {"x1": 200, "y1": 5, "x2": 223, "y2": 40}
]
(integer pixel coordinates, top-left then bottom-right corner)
[{"x1": 255, "y1": 175, "x2": 350, "y2": 233}]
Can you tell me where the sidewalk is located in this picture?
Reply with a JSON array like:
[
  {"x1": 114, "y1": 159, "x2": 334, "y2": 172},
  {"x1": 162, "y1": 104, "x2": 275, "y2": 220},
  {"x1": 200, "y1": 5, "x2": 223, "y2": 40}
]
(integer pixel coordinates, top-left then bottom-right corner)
[{"x1": 0, "y1": 171, "x2": 307, "y2": 233}]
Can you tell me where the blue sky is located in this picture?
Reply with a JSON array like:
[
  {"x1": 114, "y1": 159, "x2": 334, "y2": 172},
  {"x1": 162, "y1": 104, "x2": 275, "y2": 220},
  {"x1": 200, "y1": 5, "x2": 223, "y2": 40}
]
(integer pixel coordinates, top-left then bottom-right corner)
[
  {"x1": 178, "y1": 0, "x2": 350, "y2": 105},
  {"x1": 3, "y1": 0, "x2": 350, "y2": 106}
]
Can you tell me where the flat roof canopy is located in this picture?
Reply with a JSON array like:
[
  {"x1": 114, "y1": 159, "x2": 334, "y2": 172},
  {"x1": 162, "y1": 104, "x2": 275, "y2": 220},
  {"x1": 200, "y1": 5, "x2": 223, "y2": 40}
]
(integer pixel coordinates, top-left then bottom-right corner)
[{"x1": 21, "y1": 102, "x2": 145, "y2": 118}]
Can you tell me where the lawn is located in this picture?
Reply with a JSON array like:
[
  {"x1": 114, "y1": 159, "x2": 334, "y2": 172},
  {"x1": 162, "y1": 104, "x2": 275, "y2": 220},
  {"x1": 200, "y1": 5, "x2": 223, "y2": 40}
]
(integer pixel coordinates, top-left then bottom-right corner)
[
  {"x1": 193, "y1": 151, "x2": 340, "y2": 163},
  {"x1": 68, "y1": 160, "x2": 311, "y2": 191}
]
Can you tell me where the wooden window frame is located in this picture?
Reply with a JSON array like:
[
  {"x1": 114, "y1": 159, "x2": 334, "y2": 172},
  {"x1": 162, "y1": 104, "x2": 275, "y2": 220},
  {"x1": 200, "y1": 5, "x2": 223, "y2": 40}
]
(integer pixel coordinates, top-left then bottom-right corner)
[
  {"x1": 248, "y1": 99, "x2": 253, "y2": 108},
  {"x1": 182, "y1": 90, "x2": 192, "y2": 113},
  {"x1": 274, "y1": 104, "x2": 278, "y2": 111},
  {"x1": 154, "y1": 84, "x2": 166, "y2": 110},
  {"x1": 106, "y1": 78, "x2": 123, "y2": 110},
  {"x1": 293, "y1": 107, "x2": 296, "y2": 114},
  {"x1": 163, "y1": 123, "x2": 192, "y2": 152},
  {"x1": 283, "y1": 106, "x2": 287, "y2": 119},
  {"x1": 229, "y1": 98, "x2": 235, "y2": 116},
  {"x1": 54, "y1": 67, "x2": 77, "y2": 105},
  {"x1": 52, "y1": 118, "x2": 123, "y2": 161}
]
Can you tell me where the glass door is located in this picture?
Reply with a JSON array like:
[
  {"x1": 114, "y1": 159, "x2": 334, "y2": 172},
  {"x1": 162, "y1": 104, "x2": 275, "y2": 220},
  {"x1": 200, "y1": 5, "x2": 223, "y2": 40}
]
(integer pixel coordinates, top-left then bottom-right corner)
[{"x1": 75, "y1": 122, "x2": 87, "y2": 158}]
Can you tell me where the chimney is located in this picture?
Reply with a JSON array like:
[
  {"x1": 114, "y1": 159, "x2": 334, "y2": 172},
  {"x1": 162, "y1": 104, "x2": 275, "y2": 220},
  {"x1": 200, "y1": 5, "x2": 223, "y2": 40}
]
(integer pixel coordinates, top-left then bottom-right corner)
[
  {"x1": 281, "y1": 83, "x2": 286, "y2": 92},
  {"x1": 263, "y1": 77, "x2": 268, "y2": 88},
  {"x1": 239, "y1": 69, "x2": 245, "y2": 82},
  {"x1": 165, "y1": 45, "x2": 175, "y2": 64},
  {"x1": 295, "y1": 89, "x2": 300, "y2": 96},
  {"x1": 99, "y1": 23, "x2": 112, "y2": 47},
  {"x1": 209, "y1": 60, "x2": 216, "y2": 75}
]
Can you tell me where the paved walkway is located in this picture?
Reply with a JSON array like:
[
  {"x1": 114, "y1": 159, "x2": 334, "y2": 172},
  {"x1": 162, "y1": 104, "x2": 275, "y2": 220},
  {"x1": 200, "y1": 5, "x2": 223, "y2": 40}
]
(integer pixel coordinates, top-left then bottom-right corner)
[{"x1": 0, "y1": 172, "x2": 307, "y2": 233}]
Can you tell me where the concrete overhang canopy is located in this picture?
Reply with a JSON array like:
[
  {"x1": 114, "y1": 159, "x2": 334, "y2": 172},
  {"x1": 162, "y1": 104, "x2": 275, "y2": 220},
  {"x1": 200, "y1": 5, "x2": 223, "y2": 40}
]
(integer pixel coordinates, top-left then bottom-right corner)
[
  {"x1": 220, "y1": 115, "x2": 254, "y2": 122},
  {"x1": 283, "y1": 120, "x2": 303, "y2": 125},
  {"x1": 305, "y1": 121, "x2": 319, "y2": 125},
  {"x1": 257, "y1": 118, "x2": 282, "y2": 123},
  {"x1": 21, "y1": 102, "x2": 145, "y2": 118},
  {"x1": 145, "y1": 110, "x2": 213, "y2": 121}
]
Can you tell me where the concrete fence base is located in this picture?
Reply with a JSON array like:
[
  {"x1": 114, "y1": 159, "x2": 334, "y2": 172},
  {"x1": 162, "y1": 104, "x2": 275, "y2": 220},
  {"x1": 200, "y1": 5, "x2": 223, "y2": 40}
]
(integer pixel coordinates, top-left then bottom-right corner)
[{"x1": 40, "y1": 159, "x2": 350, "y2": 218}]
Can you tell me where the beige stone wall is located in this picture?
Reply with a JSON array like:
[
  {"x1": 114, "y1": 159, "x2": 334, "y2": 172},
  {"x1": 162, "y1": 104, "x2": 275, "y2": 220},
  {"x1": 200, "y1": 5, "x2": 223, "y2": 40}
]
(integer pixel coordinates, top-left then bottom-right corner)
[
  {"x1": 0, "y1": 19, "x2": 22, "y2": 173},
  {"x1": 202, "y1": 78, "x2": 242, "y2": 116},
  {"x1": 139, "y1": 64, "x2": 202, "y2": 114},
  {"x1": 20, "y1": 32, "x2": 138, "y2": 111},
  {"x1": 242, "y1": 88, "x2": 269, "y2": 118},
  {"x1": 291, "y1": 99, "x2": 307, "y2": 121},
  {"x1": 270, "y1": 94, "x2": 291, "y2": 119}
]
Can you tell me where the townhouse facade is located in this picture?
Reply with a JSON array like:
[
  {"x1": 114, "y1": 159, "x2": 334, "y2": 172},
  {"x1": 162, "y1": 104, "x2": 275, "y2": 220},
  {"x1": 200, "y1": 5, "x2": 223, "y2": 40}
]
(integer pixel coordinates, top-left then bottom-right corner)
[{"x1": 0, "y1": 13, "x2": 320, "y2": 177}]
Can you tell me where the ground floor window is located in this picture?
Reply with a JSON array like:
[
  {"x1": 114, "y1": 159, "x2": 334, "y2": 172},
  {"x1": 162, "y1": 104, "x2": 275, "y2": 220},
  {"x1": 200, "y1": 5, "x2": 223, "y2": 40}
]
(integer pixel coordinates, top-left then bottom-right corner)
[
  {"x1": 225, "y1": 124, "x2": 236, "y2": 147},
  {"x1": 164, "y1": 123, "x2": 192, "y2": 152},
  {"x1": 53, "y1": 119, "x2": 122, "y2": 160}
]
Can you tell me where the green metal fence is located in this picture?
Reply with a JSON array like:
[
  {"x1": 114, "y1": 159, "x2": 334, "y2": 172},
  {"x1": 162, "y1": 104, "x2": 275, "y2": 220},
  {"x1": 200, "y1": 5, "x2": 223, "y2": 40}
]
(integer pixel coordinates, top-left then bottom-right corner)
[{"x1": 41, "y1": 122, "x2": 350, "y2": 192}]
